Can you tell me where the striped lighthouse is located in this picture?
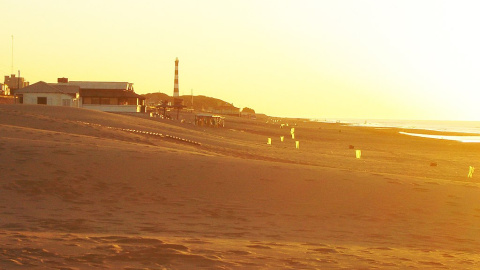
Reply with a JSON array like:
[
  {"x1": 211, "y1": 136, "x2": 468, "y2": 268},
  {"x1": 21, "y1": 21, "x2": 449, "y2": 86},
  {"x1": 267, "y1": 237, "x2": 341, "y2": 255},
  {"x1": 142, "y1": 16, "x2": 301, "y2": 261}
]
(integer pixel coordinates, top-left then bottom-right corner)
[{"x1": 173, "y1": 57, "x2": 179, "y2": 97}]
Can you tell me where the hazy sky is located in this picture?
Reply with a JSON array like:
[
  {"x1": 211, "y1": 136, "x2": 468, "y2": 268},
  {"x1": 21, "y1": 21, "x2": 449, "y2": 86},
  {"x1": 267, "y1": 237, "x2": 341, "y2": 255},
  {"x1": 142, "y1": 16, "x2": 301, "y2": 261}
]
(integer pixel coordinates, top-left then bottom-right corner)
[{"x1": 1, "y1": 0, "x2": 479, "y2": 120}]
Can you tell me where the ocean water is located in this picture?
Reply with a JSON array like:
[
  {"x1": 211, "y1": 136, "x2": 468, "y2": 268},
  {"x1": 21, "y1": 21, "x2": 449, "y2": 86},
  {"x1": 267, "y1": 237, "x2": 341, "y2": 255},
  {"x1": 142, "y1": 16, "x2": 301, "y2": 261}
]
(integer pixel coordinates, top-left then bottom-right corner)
[{"x1": 315, "y1": 118, "x2": 480, "y2": 143}]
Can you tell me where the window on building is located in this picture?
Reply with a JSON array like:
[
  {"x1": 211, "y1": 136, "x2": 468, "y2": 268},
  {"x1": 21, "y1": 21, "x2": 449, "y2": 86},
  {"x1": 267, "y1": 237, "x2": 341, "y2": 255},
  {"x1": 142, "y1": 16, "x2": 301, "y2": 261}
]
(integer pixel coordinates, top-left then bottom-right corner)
[
  {"x1": 127, "y1": 98, "x2": 137, "y2": 105},
  {"x1": 101, "y1": 98, "x2": 110, "y2": 105},
  {"x1": 37, "y1": 97, "x2": 47, "y2": 105},
  {"x1": 119, "y1": 98, "x2": 136, "y2": 105},
  {"x1": 62, "y1": 99, "x2": 71, "y2": 106}
]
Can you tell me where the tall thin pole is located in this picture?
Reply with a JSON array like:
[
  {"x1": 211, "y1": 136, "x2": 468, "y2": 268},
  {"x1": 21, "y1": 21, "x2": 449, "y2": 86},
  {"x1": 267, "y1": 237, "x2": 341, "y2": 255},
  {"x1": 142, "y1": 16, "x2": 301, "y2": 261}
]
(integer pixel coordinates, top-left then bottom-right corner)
[
  {"x1": 191, "y1": 89, "x2": 193, "y2": 108},
  {"x1": 11, "y1": 35, "x2": 14, "y2": 75}
]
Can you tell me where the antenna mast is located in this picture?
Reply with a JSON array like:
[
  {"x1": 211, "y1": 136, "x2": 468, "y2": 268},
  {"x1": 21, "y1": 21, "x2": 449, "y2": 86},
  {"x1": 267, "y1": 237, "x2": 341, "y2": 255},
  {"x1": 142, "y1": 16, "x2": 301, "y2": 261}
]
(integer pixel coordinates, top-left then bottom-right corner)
[{"x1": 11, "y1": 35, "x2": 14, "y2": 74}]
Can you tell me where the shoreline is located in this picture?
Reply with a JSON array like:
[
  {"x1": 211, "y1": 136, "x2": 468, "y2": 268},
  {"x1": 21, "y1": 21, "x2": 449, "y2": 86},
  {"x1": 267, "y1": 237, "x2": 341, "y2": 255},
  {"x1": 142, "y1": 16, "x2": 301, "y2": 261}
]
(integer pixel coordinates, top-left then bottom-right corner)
[
  {"x1": 309, "y1": 118, "x2": 480, "y2": 136},
  {"x1": 399, "y1": 131, "x2": 480, "y2": 143}
]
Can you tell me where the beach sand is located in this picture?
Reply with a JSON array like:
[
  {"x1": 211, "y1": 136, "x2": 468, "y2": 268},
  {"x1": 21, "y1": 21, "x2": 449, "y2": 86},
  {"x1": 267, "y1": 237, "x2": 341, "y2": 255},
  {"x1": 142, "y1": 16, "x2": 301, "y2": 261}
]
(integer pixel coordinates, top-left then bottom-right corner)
[{"x1": 1, "y1": 104, "x2": 479, "y2": 269}]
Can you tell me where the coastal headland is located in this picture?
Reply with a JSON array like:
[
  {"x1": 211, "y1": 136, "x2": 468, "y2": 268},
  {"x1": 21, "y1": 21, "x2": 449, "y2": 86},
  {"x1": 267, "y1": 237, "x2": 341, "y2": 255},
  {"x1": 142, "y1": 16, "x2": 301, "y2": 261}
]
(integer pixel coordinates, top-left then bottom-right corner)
[{"x1": 1, "y1": 104, "x2": 479, "y2": 269}]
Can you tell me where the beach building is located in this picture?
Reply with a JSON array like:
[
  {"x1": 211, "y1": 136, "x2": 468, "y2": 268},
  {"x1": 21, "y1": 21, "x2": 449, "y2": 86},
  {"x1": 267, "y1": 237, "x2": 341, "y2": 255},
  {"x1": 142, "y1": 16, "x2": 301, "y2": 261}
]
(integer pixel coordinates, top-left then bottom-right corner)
[
  {"x1": 0, "y1": 83, "x2": 8, "y2": 95},
  {"x1": 4, "y1": 74, "x2": 29, "y2": 95},
  {"x1": 15, "y1": 78, "x2": 145, "y2": 113},
  {"x1": 15, "y1": 81, "x2": 79, "y2": 106},
  {"x1": 212, "y1": 104, "x2": 240, "y2": 116},
  {"x1": 62, "y1": 80, "x2": 145, "y2": 113},
  {"x1": 195, "y1": 113, "x2": 225, "y2": 127},
  {"x1": 0, "y1": 83, "x2": 15, "y2": 104}
]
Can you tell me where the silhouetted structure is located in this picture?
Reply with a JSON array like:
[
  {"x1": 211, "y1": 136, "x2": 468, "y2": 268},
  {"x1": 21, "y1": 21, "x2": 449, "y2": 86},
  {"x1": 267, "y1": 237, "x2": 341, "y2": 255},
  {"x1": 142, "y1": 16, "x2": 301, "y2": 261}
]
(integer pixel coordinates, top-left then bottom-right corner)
[
  {"x1": 0, "y1": 83, "x2": 8, "y2": 95},
  {"x1": 195, "y1": 114, "x2": 225, "y2": 127},
  {"x1": 156, "y1": 100, "x2": 170, "y2": 118},
  {"x1": 4, "y1": 73, "x2": 29, "y2": 95},
  {"x1": 212, "y1": 104, "x2": 240, "y2": 116}
]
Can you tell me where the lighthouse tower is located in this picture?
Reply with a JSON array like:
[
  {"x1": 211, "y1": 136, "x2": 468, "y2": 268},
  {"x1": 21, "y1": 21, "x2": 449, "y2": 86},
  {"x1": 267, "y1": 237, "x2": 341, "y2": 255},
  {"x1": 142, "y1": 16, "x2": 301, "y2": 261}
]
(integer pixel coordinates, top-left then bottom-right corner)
[
  {"x1": 172, "y1": 57, "x2": 184, "y2": 119},
  {"x1": 173, "y1": 57, "x2": 179, "y2": 97}
]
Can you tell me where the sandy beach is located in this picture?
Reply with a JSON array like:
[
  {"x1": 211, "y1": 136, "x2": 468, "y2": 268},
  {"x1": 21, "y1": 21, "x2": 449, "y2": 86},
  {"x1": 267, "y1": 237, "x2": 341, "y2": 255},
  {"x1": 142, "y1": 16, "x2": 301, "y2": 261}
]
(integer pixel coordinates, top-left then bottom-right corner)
[{"x1": 1, "y1": 104, "x2": 479, "y2": 269}]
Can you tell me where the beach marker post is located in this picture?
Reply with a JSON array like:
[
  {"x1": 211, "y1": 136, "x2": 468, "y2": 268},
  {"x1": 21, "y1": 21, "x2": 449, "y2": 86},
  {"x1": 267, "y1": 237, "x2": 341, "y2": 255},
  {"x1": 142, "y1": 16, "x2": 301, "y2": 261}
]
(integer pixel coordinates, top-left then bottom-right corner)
[
  {"x1": 295, "y1": 141, "x2": 300, "y2": 149},
  {"x1": 468, "y1": 166, "x2": 475, "y2": 178},
  {"x1": 355, "y1": 150, "x2": 362, "y2": 159},
  {"x1": 267, "y1": 138, "x2": 272, "y2": 145}
]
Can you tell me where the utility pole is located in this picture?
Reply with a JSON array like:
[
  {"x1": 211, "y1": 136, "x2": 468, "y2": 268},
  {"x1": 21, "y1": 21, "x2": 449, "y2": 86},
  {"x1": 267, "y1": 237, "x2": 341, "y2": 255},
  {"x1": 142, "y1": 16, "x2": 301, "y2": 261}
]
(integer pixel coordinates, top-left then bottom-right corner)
[{"x1": 11, "y1": 35, "x2": 14, "y2": 74}]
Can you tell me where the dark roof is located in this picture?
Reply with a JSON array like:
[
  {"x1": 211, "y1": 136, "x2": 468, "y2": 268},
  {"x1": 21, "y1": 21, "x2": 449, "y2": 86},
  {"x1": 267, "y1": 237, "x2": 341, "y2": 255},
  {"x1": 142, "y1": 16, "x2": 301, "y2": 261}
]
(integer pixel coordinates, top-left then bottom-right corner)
[
  {"x1": 16, "y1": 81, "x2": 144, "y2": 100},
  {"x1": 47, "y1": 84, "x2": 80, "y2": 94},
  {"x1": 80, "y1": 89, "x2": 145, "y2": 99},
  {"x1": 58, "y1": 81, "x2": 133, "y2": 90},
  {"x1": 15, "y1": 81, "x2": 79, "y2": 94}
]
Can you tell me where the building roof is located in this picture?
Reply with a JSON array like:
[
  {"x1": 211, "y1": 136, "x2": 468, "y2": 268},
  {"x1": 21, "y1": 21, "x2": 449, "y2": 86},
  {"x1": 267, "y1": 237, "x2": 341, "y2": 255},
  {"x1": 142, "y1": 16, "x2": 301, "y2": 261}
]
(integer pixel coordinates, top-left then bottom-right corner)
[
  {"x1": 80, "y1": 89, "x2": 145, "y2": 99},
  {"x1": 16, "y1": 80, "x2": 143, "y2": 100},
  {"x1": 15, "y1": 81, "x2": 79, "y2": 94},
  {"x1": 57, "y1": 81, "x2": 133, "y2": 90},
  {"x1": 47, "y1": 84, "x2": 81, "y2": 94}
]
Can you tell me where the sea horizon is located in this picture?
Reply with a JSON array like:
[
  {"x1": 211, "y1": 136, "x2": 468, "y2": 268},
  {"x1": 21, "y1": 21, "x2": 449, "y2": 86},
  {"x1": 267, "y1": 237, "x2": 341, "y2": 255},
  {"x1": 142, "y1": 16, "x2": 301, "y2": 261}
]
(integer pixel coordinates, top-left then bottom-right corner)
[{"x1": 311, "y1": 118, "x2": 480, "y2": 143}]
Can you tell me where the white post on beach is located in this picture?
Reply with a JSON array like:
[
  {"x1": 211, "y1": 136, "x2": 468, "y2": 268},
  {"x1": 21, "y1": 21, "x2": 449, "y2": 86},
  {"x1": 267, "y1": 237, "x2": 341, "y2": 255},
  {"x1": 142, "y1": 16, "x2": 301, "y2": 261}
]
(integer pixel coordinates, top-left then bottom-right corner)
[
  {"x1": 468, "y1": 166, "x2": 475, "y2": 178},
  {"x1": 295, "y1": 141, "x2": 300, "y2": 149},
  {"x1": 355, "y1": 150, "x2": 362, "y2": 159},
  {"x1": 267, "y1": 138, "x2": 272, "y2": 145},
  {"x1": 280, "y1": 136, "x2": 284, "y2": 142}
]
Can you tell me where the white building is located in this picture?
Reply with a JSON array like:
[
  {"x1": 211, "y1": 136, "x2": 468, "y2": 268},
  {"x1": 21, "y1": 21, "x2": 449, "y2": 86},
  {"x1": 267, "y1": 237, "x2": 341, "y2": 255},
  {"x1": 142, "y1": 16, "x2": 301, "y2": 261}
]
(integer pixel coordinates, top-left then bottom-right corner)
[
  {"x1": 15, "y1": 81, "x2": 79, "y2": 106},
  {"x1": 15, "y1": 79, "x2": 145, "y2": 113}
]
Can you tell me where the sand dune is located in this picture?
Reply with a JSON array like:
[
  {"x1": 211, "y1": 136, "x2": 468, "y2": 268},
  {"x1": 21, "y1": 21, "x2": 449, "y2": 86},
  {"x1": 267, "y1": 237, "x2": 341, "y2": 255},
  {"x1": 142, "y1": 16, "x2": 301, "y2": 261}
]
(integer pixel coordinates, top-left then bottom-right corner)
[{"x1": 1, "y1": 104, "x2": 479, "y2": 269}]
